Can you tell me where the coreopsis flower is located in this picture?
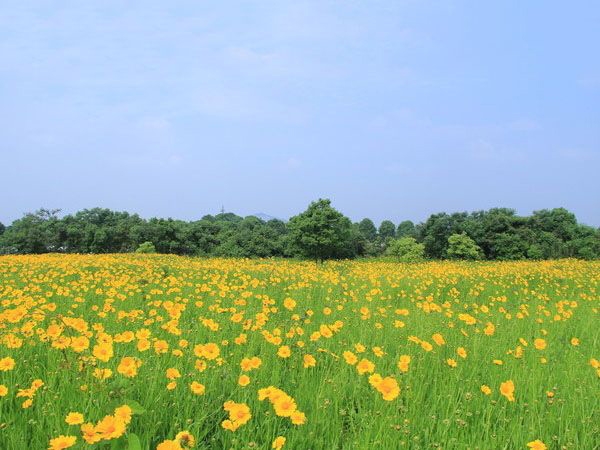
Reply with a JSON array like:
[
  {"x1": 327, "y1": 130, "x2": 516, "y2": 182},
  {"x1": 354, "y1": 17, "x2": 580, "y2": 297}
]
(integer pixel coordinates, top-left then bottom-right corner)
[
  {"x1": 238, "y1": 375, "x2": 250, "y2": 387},
  {"x1": 456, "y1": 347, "x2": 467, "y2": 359},
  {"x1": 397, "y1": 355, "x2": 411, "y2": 373},
  {"x1": 534, "y1": 339, "x2": 547, "y2": 350},
  {"x1": 273, "y1": 395, "x2": 297, "y2": 417},
  {"x1": 420, "y1": 341, "x2": 433, "y2": 352},
  {"x1": 356, "y1": 359, "x2": 375, "y2": 375},
  {"x1": 166, "y1": 367, "x2": 181, "y2": 380},
  {"x1": 175, "y1": 431, "x2": 195, "y2": 448},
  {"x1": 48, "y1": 435, "x2": 77, "y2": 450},
  {"x1": 272, "y1": 436, "x2": 286, "y2": 449},
  {"x1": 480, "y1": 385, "x2": 491, "y2": 395},
  {"x1": 93, "y1": 368, "x2": 113, "y2": 380},
  {"x1": 0, "y1": 385, "x2": 8, "y2": 397},
  {"x1": 190, "y1": 381, "x2": 205, "y2": 395},
  {"x1": 447, "y1": 358, "x2": 458, "y2": 368},
  {"x1": 290, "y1": 410, "x2": 307, "y2": 425},
  {"x1": 283, "y1": 298, "x2": 296, "y2": 310},
  {"x1": 0, "y1": 356, "x2": 15, "y2": 371},
  {"x1": 156, "y1": 439, "x2": 182, "y2": 450},
  {"x1": 95, "y1": 415, "x2": 126, "y2": 440},
  {"x1": 117, "y1": 357, "x2": 142, "y2": 378},
  {"x1": 303, "y1": 354, "x2": 316, "y2": 368},
  {"x1": 221, "y1": 401, "x2": 252, "y2": 431},
  {"x1": 277, "y1": 346, "x2": 291, "y2": 358},
  {"x1": 500, "y1": 380, "x2": 515, "y2": 402},
  {"x1": 65, "y1": 412, "x2": 84, "y2": 425},
  {"x1": 526, "y1": 440, "x2": 547, "y2": 450},
  {"x1": 570, "y1": 337, "x2": 580, "y2": 346},
  {"x1": 343, "y1": 351, "x2": 358, "y2": 365},
  {"x1": 432, "y1": 333, "x2": 445, "y2": 346},
  {"x1": 92, "y1": 343, "x2": 113, "y2": 362},
  {"x1": 114, "y1": 405, "x2": 132, "y2": 424}
]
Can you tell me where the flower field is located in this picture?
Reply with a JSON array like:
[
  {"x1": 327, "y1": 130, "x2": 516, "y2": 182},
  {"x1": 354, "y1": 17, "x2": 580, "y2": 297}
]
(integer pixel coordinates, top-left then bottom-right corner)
[{"x1": 0, "y1": 255, "x2": 598, "y2": 449}]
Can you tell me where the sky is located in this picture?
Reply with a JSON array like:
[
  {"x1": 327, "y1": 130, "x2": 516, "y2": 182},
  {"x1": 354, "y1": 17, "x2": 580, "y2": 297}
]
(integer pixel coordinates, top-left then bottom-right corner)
[{"x1": 1, "y1": 1, "x2": 599, "y2": 226}]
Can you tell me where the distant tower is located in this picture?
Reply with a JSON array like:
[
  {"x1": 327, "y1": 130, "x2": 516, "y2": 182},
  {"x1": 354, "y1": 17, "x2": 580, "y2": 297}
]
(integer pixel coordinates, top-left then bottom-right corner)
[{"x1": 220, "y1": 205, "x2": 225, "y2": 214}]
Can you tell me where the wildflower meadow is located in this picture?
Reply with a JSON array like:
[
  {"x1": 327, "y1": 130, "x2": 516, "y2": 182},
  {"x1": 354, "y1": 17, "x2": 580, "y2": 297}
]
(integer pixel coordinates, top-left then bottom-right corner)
[{"x1": 0, "y1": 255, "x2": 598, "y2": 449}]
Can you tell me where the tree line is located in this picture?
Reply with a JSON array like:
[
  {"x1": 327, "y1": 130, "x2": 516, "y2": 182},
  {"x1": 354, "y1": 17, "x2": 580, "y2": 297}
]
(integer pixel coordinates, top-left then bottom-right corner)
[{"x1": 0, "y1": 199, "x2": 598, "y2": 260}]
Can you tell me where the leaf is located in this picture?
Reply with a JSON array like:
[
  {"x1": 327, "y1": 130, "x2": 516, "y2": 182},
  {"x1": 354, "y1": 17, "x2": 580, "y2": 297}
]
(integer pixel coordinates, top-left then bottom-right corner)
[
  {"x1": 109, "y1": 436, "x2": 128, "y2": 450},
  {"x1": 123, "y1": 399, "x2": 146, "y2": 415},
  {"x1": 127, "y1": 433, "x2": 142, "y2": 450}
]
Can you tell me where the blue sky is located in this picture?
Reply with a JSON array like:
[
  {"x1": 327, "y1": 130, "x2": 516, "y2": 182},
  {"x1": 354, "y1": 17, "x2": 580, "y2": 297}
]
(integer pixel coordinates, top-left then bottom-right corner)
[{"x1": 1, "y1": 1, "x2": 599, "y2": 226}]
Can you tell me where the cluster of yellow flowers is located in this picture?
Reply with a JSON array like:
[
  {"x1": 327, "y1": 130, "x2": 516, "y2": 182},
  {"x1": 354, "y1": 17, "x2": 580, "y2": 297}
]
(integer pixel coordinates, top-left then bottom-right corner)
[
  {"x1": 16, "y1": 378, "x2": 44, "y2": 409},
  {"x1": 258, "y1": 386, "x2": 307, "y2": 425},
  {"x1": 80, "y1": 405, "x2": 133, "y2": 444},
  {"x1": 221, "y1": 400, "x2": 252, "y2": 431}
]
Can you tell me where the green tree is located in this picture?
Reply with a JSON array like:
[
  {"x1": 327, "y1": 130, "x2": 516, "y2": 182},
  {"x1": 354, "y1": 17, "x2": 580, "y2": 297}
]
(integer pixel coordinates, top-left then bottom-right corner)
[
  {"x1": 446, "y1": 232, "x2": 482, "y2": 260},
  {"x1": 287, "y1": 199, "x2": 354, "y2": 262},
  {"x1": 358, "y1": 218, "x2": 377, "y2": 241},
  {"x1": 396, "y1": 220, "x2": 416, "y2": 238},
  {"x1": 378, "y1": 220, "x2": 396, "y2": 240},
  {"x1": 135, "y1": 241, "x2": 157, "y2": 253},
  {"x1": 386, "y1": 237, "x2": 425, "y2": 262}
]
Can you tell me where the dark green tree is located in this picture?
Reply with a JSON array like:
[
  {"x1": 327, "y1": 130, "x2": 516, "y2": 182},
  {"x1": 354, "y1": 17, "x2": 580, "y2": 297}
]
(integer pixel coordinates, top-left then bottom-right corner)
[
  {"x1": 378, "y1": 220, "x2": 396, "y2": 240},
  {"x1": 397, "y1": 220, "x2": 416, "y2": 238},
  {"x1": 358, "y1": 218, "x2": 377, "y2": 242},
  {"x1": 287, "y1": 199, "x2": 354, "y2": 262}
]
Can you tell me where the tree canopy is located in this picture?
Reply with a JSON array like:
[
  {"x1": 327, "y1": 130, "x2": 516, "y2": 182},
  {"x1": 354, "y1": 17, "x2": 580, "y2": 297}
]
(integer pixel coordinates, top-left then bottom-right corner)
[{"x1": 0, "y1": 204, "x2": 598, "y2": 260}]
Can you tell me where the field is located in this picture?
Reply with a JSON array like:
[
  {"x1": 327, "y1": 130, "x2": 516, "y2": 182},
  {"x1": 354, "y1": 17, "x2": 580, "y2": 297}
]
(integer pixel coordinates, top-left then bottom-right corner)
[{"x1": 0, "y1": 255, "x2": 598, "y2": 450}]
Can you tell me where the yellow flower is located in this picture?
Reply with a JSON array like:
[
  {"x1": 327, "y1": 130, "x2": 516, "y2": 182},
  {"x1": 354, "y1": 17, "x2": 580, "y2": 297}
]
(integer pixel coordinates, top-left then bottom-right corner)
[
  {"x1": 526, "y1": 440, "x2": 547, "y2": 450},
  {"x1": 238, "y1": 375, "x2": 251, "y2": 387},
  {"x1": 500, "y1": 380, "x2": 515, "y2": 402},
  {"x1": 397, "y1": 355, "x2": 411, "y2": 373},
  {"x1": 290, "y1": 410, "x2": 307, "y2": 425},
  {"x1": 157, "y1": 439, "x2": 182, "y2": 450},
  {"x1": 480, "y1": 385, "x2": 491, "y2": 395},
  {"x1": 175, "y1": 431, "x2": 195, "y2": 448},
  {"x1": 303, "y1": 354, "x2": 316, "y2": 368},
  {"x1": 570, "y1": 337, "x2": 580, "y2": 346},
  {"x1": 273, "y1": 395, "x2": 297, "y2": 417},
  {"x1": 48, "y1": 435, "x2": 77, "y2": 450},
  {"x1": 356, "y1": 358, "x2": 375, "y2": 375},
  {"x1": 166, "y1": 367, "x2": 181, "y2": 380},
  {"x1": 447, "y1": 358, "x2": 458, "y2": 368},
  {"x1": 456, "y1": 347, "x2": 467, "y2": 359},
  {"x1": 0, "y1": 356, "x2": 15, "y2": 371},
  {"x1": 0, "y1": 385, "x2": 8, "y2": 397},
  {"x1": 432, "y1": 333, "x2": 445, "y2": 346},
  {"x1": 65, "y1": 412, "x2": 84, "y2": 425},
  {"x1": 534, "y1": 339, "x2": 546, "y2": 350},
  {"x1": 272, "y1": 436, "x2": 286, "y2": 449},
  {"x1": 190, "y1": 381, "x2": 206, "y2": 395},
  {"x1": 96, "y1": 415, "x2": 126, "y2": 440},
  {"x1": 114, "y1": 405, "x2": 133, "y2": 425},
  {"x1": 343, "y1": 351, "x2": 358, "y2": 365},
  {"x1": 277, "y1": 345, "x2": 291, "y2": 358}
]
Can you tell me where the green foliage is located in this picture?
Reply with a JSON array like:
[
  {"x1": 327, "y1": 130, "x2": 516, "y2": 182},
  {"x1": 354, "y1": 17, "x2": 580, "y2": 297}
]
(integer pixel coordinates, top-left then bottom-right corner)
[
  {"x1": 287, "y1": 199, "x2": 354, "y2": 261},
  {"x1": 358, "y1": 218, "x2": 377, "y2": 241},
  {"x1": 135, "y1": 242, "x2": 157, "y2": 254},
  {"x1": 0, "y1": 204, "x2": 597, "y2": 260},
  {"x1": 386, "y1": 237, "x2": 425, "y2": 262},
  {"x1": 446, "y1": 233, "x2": 482, "y2": 260},
  {"x1": 378, "y1": 220, "x2": 396, "y2": 240},
  {"x1": 396, "y1": 220, "x2": 416, "y2": 238}
]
